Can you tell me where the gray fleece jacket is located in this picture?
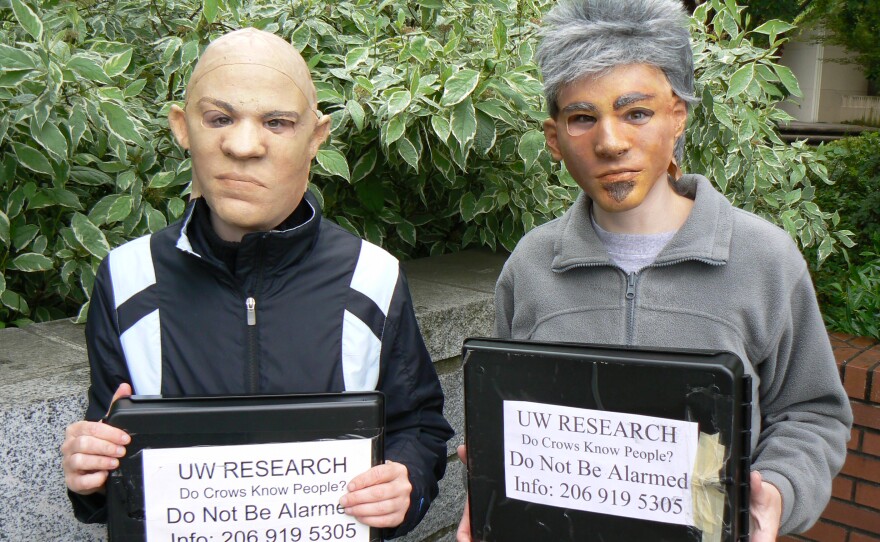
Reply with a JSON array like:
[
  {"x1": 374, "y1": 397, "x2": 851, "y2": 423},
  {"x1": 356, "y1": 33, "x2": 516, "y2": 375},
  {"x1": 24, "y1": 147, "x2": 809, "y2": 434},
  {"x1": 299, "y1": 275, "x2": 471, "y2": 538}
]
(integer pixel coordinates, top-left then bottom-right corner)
[{"x1": 495, "y1": 174, "x2": 852, "y2": 534}]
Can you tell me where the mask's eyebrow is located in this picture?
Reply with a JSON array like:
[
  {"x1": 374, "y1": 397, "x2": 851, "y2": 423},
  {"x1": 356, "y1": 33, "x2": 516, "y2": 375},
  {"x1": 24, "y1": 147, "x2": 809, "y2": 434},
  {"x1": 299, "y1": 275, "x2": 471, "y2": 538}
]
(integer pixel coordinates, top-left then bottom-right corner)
[
  {"x1": 614, "y1": 92, "x2": 654, "y2": 110},
  {"x1": 560, "y1": 102, "x2": 598, "y2": 115},
  {"x1": 196, "y1": 97, "x2": 237, "y2": 113},
  {"x1": 262, "y1": 110, "x2": 301, "y2": 121}
]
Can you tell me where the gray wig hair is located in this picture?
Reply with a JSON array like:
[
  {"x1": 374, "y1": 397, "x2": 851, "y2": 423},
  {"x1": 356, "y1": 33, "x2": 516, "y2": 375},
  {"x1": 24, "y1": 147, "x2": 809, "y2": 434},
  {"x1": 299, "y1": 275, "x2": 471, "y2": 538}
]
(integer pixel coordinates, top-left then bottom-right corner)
[{"x1": 537, "y1": 0, "x2": 697, "y2": 161}]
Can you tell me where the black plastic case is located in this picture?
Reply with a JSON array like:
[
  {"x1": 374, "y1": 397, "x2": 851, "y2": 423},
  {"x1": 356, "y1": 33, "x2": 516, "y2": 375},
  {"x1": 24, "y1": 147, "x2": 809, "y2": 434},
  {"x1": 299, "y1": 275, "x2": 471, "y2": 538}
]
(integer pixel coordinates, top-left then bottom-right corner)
[
  {"x1": 104, "y1": 392, "x2": 385, "y2": 542},
  {"x1": 463, "y1": 338, "x2": 752, "y2": 542}
]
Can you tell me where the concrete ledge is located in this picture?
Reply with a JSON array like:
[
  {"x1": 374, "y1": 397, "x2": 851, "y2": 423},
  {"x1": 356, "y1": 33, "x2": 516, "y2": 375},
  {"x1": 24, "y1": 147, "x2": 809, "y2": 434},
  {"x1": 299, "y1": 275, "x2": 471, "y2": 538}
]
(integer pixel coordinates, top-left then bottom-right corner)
[{"x1": 0, "y1": 249, "x2": 506, "y2": 541}]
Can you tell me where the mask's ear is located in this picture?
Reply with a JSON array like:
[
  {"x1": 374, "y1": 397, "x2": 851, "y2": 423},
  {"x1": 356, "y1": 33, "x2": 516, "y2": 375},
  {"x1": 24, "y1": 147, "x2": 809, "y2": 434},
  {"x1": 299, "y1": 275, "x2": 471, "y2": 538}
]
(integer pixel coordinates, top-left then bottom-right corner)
[
  {"x1": 168, "y1": 104, "x2": 190, "y2": 150},
  {"x1": 671, "y1": 96, "x2": 688, "y2": 140},
  {"x1": 309, "y1": 113, "x2": 332, "y2": 158},
  {"x1": 544, "y1": 117, "x2": 563, "y2": 161}
]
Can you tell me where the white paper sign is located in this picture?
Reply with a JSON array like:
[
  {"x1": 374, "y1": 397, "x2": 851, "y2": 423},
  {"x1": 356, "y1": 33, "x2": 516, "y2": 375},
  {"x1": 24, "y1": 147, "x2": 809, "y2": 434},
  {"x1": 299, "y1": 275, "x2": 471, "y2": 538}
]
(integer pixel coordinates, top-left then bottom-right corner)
[
  {"x1": 503, "y1": 400, "x2": 699, "y2": 526},
  {"x1": 142, "y1": 440, "x2": 372, "y2": 542}
]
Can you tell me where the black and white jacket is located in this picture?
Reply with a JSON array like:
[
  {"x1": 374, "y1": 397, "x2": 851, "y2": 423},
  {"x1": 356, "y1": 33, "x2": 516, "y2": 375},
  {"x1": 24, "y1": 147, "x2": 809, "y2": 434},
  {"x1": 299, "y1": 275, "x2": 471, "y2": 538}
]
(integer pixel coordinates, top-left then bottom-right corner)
[{"x1": 72, "y1": 191, "x2": 453, "y2": 538}]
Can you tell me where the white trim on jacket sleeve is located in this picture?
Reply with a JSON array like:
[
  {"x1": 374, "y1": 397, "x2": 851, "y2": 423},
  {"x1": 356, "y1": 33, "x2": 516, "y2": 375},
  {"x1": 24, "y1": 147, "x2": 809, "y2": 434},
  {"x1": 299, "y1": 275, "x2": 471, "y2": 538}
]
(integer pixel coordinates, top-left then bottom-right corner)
[
  {"x1": 342, "y1": 240, "x2": 399, "y2": 391},
  {"x1": 119, "y1": 309, "x2": 162, "y2": 395},
  {"x1": 108, "y1": 234, "x2": 162, "y2": 395},
  {"x1": 109, "y1": 235, "x2": 155, "y2": 307}
]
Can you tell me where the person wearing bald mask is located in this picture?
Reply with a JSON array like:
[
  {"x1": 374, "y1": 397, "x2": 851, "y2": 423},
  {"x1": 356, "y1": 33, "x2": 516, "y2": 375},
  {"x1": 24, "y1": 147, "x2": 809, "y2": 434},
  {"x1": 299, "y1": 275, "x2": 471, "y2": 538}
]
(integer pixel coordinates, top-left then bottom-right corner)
[{"x1": 61, "y1": 28, "x2": 453, "y2": 538}]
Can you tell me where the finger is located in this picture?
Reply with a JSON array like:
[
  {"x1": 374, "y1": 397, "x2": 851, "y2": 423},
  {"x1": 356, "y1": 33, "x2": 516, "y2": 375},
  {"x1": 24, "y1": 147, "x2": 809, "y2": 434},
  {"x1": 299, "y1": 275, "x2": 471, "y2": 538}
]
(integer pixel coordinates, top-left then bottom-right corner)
[
  {"x1": 347, "y1": 462, "x2": 406, "y2": 492},
  {"x1": 64, "y1": 451, "x2": 121, "y2": 475},
  {"x1": 457, "y1": 494, "x2": 472, "y2": 542},
  {"x1": 344, "y1": 495, "x2": 408, "y2": 518},
  {"x1": 65, "y1": 468, "x2": 111, "y2": 495},
  {"x1": 64, "y1": 421, "x2": 130, "y2": 451},
  {"x1": 341, "y1": 476, "x2": 411, "y2": 508},
  {"x1": 110, "y1": 383, "x2": 133, "y2": 408}
]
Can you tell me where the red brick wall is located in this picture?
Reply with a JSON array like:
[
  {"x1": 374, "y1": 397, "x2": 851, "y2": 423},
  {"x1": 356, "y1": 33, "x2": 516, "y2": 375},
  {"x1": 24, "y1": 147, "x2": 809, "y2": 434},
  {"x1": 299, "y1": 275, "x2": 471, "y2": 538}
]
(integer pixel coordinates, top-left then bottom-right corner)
[{"x1": 779, "y1": 333, "x2": 880, "y2": 542}]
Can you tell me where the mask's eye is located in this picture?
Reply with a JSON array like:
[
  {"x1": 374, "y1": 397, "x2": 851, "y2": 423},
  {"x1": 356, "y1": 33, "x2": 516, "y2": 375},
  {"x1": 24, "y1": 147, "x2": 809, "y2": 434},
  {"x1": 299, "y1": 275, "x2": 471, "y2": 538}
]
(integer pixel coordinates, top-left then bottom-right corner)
[
  {"x1": 203, "y1": 111, "x2": 233, "y2": 128},
  {"x1": 566, "y1": 113, "x2": 596, "y2": 137},
  {"x1": 626, "y1": 109, "x2": 653, "y2": 124},
  {"x1": 265, "y1": 118, "x2": 296, "y2": 133}
]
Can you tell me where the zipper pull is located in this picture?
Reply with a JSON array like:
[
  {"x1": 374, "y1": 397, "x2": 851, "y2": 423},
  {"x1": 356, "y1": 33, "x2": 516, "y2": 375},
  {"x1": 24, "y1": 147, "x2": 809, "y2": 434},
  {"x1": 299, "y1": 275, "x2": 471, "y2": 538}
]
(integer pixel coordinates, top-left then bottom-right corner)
[
  {"x1": 246, "y1": 297, "x2": 256, "y2": 326},
  {"x1": 625, "y1": 273, "x2": 636, "y2": 300}
]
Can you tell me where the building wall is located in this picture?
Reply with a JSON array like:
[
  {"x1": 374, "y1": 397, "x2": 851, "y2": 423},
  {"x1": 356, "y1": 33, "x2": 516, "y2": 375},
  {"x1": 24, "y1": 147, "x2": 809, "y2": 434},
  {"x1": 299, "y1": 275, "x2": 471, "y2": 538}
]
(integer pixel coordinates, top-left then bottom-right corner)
[
  {"x1": 778, "y1": 38, "x2": 824, "y2": 122},
  {"x1": 778, "y1": 35, "x2": 869, "y2": 124},
  {"x1": 817, "y1": 45, "x2": 870, "y2": 124}
]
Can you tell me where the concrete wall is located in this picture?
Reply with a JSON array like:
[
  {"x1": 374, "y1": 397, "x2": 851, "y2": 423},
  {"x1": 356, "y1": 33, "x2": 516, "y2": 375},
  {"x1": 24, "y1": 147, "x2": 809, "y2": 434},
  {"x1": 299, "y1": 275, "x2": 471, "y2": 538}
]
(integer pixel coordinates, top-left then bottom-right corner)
[{"x1": 0, "y1": 250, "x2": 507, "y2": 542}]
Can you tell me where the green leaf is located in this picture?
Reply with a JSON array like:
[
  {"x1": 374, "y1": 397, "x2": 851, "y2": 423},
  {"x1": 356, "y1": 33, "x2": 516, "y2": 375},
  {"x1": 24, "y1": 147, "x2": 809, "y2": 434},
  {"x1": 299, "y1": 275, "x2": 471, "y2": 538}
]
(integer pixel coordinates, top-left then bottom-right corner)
[
  {"x1": 727, "y1": 64, "x2": 754, "y2": 99},
  {"x1": 12, "y1": 253, "x2": 54, "y2": 272},
  {"x1": 397, "y1": 137, "x2": 420, "y2": 170},
  {"x1": 107, "y1": 195, "x2": 134, "y2": 223},
  {"x1": 431, "y1": 115, "x2": 451, "y2": 142},
  {"x1": 71, "y1": 212, "x2": 111, "y2": 259},
  {"x1": 351, "y1": 148, "x2": 378, "y2": 183},
  {"x1": 522, "y1": 211, "x2": 535, "y2": 232},
  {"x1": 355, "y1": 178, "x2": 385, "y2": 214},
  {"x1": 441, "y1": 69, "x2": 481, "y2": 107},
  {"x1": 12, "y1": 142, "x2": 53, "y2": 175},
  {"x1": 384, "y1": 116, "x2": 406, "y2": 145},
  {"x1": 451, "y1": 97, "x2": 477, "y2": 147},
  {"x1": 774, "y1": 65, "x2": 801, "y2": 98},
  {"x1": 0, "y1": 43, "x2": 37, "y2": 69},
  {"x1": 316, "y1": 149, "x2": 351, "y2": 181},
  {"x1": 124, "y1": 79, "x2": 148, "y2": 98},
  {"x1": 0, "y1": 210, "x2": 9, "y2": 247},
  {"x1": 363, "y1": 220, "x2": 383, "y2": 245},
  {"x1": 817, "y1": 236, "x2": 833, "y2": 263},
  {"x1": 11, "y1": 0, "x2": 43, "y2": 42},
  {"x1": 203, "y1": 0, "x2": 220, "y2": 23},
  {"x1": 0, "y1": 68, "x2": 34, "y2": 88},
  {"x1": 74, "y1": 300, "x2": 90, "y2": 324},
  {"x1": 460, "y1": 192, "x2": 477, "y2": 221},
  {"x1": 167, "y1": 198, "x2": 186, "y2": 219},
  {"x1": 146, "y1": 207, "x2": 167, "y2": 232},
  {"x1": 386, "y1": 90, "x2": 412, "y2": 118},
  {"x1": 1, "y1": 290, "x2": 29, "y2": 316},
  {"x1": 30, "y1": 118, "x2": 68, "y2": 161},
  {"x1": 100, "y1": 102, "x2": 145, "y2": 146},
  {"x1": 103, "y1": 49, "x2": 133, "y2": 78},
  {"x1": 13, "y1": 224, "x2": 38, "y2": 250},
  {"x1": 49, "y1": 188, "x2": 83, "y2": 210},
  {"x1": 70, "y1": 166, "x2": 112, "y2": 186},
  {"x1": 345, "y1": 47, "x2": 370, "y2": 69},
  {"x1": 751, "y1": 20, "x2": 795, "y2": 45},
  {"x1": 493, "y1": 19, "x2": 508, "y2": 55},
  {"x1": 518, "y1": 130, "x2": 545, "y2": 172},
  {"x1": 347, "y1": 100, "x2": 366, "y2": 131},
  {"x1": 397, "y1": 221, "x2": 416, "y2": 247},
  {"x1": 67, "y1": 55, "x2": 113, "y2": 84},
  {"x1": 333, "y1": 216, "x2": 359, "y2": 236},
  {"x1": 149, "y1": 171, "x2": 175, "y2": 189},
  {"x1": 474, "y1": 111, "x2": 497, "y2": 156}
]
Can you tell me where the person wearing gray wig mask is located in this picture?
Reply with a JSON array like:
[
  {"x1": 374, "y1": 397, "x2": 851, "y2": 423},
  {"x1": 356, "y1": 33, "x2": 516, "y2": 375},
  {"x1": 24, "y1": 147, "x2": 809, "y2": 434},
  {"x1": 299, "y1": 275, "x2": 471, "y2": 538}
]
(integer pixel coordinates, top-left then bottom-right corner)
[{"x1": 455, "y1": 1, "x2": 851, "y2": 541}]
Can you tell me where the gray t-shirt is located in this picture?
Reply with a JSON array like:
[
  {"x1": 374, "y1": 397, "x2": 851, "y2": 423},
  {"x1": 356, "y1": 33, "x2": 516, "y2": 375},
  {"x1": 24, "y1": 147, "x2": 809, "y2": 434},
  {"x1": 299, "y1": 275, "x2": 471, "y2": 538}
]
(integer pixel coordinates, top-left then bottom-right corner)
[{"x1": 591, "y1": 214, "x2": 676, "y2": 274}]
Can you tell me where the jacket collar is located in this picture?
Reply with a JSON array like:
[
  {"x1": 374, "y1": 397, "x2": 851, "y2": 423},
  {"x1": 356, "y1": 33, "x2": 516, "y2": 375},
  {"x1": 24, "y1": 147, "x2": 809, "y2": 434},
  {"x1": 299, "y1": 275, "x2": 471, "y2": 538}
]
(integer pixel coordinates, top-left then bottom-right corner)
[
  {"x1": 176, "y1": 190, "x2": 322, "y2": 276},
  {"x1": 551, "y1": 174, "x2": 732, "y2": 272}
]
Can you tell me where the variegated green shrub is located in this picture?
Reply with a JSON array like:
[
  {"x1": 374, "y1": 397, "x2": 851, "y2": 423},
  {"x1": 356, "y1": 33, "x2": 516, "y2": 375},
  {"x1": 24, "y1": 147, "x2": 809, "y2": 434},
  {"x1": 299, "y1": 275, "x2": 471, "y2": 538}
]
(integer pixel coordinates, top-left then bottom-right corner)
[{"x1": 0, "y1": 0, "x2": 848, "y2": 327}]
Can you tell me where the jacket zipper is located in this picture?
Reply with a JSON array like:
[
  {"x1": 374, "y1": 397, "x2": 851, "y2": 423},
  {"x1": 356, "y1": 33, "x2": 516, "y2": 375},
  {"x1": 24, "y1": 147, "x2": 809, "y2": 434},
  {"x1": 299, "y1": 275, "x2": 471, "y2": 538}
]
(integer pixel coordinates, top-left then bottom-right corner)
[
  {"x1": 245, "y1": 240, "x2": 266, "y2": 394},
  {"x1": 625, "y1": 272, "x2": 638, "y2": 345}
]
